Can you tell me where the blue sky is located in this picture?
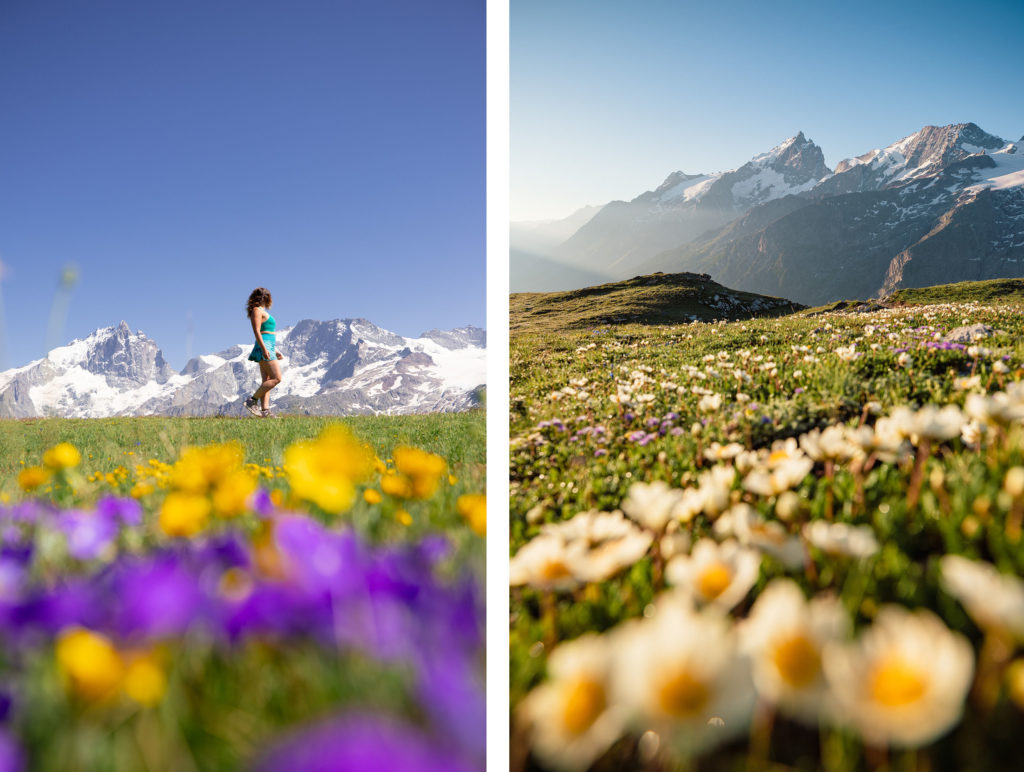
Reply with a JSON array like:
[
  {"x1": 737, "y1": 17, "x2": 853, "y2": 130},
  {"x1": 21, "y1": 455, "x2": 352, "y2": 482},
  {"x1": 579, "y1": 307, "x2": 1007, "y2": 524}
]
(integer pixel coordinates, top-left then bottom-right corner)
[
  {"x1": 512, "y1": 0, "x2": 1024, "y2": 221},
  {"x1": 0, "y1": 0, "x2": 484, "y2": 370}
]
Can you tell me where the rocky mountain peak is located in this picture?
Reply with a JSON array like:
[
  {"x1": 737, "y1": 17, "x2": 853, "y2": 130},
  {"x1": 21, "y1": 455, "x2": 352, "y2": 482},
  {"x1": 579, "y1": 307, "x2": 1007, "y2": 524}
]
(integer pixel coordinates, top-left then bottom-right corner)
[
  {"x1": 84, "y1": 323, "x2": 174, "y2": 386},
  {"x1": 420, "y1": 326, "x2": 486, "y2": 350},
  {"x1": 899, "y1": 122, "x2": 1004, "y2": 170},
  {"x1": 767, "y1": 131, "x2": 831, "y2": 181}
]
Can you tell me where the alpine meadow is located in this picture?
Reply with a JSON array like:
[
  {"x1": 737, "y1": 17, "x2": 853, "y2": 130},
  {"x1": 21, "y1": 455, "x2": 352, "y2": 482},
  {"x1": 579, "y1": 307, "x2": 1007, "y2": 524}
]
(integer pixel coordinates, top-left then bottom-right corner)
[{"x1": 509, "y1": 274, "x2": 1024, "y2": 770}]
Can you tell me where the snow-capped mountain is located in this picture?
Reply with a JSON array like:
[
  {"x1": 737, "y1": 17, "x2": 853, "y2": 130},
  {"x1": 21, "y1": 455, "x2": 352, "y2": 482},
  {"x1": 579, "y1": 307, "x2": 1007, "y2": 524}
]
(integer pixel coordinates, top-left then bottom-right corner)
[
  {"x1": 639, "y1": 123, "x2": 1024, "y2": 304},
  {"x1": 545, "y1": 132, "x2": 831, "y2": 276},
  {"x1": 515, "y1": 122, "x2": 1024, "y2": 305},
  {"x1": 0, "y1": 319, "x2": 486, "y2": 418}
]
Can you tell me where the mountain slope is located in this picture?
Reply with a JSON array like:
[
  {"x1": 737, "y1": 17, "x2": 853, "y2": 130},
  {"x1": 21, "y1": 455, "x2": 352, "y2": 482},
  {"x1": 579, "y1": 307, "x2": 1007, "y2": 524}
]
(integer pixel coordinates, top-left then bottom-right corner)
[
  {"x1": 550, "y1": 133, "x2": 831, "y2": 276},
  {"x1": 0, "y1": 320, "x2": 486, "y2": 418},
  {"x1": 510, "y1": 272, "x2": 803, "y2": 334},
  {"x1": 639, "y1": 123, "x2": 1024, "y2": 305}
]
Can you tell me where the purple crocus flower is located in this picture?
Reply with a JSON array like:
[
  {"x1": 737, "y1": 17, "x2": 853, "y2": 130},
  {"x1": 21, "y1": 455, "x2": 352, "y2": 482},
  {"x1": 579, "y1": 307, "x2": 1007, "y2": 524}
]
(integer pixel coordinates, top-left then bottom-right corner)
[
  {"x1": 273, "y1": 516, "x2": 365, "y2": 597},
  {"x1": 57, "y1": 510, "x2": 118, "y2": 561},
  {"x1": 18, "y1": 579, "x2": 106, "y2": 635},
  {"x1": 250, "y1": 488, "x2": 275, "y2": 518},
  {"x1": 0, "y1": 729, "x2": 24, "y2": 772},
  {"x1": 112, "y1": 555, "x2": 203, "y2": 641},
  {"x1": 416, "y1": 653, "x2": 485, "y2": 764},
  {"x1": 253, "y1": 714, "x2": 479, "y2": 772},
  {"x1": 96, "y1": 496, "x2": 142, "y2": 527},
  {"x1": 645, "y1": 417, "x2": 660, "y2": 429}
]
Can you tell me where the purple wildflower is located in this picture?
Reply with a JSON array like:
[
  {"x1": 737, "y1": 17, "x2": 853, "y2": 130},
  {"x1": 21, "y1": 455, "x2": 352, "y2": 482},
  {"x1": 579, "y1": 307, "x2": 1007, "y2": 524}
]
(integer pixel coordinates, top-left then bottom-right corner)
[
  {"x1": 253, "y1": 713, "x2": 478, "y2": 772},
  {"x1": 0, "y1": 729, "x2": 23, "y2": 772},
  {"x1": 96, "y1": 496, "x2": 142, "y2": 527},
  {"x1": 56, "y1": 510, "x2": 118, "y2": 561}
]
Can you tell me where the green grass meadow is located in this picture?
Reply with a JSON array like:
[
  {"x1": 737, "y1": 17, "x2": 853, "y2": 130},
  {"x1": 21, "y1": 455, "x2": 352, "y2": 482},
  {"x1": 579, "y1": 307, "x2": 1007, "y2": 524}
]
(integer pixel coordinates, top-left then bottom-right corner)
[{"x1": 510, "y1": 283, "x2": 1024, "y2": 772}]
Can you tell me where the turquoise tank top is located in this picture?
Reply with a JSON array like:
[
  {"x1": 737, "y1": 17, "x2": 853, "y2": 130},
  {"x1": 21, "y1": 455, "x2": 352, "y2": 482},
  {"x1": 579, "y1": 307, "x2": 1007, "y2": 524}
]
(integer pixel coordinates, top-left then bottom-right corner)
[{"x1": 259, "y1": 311, "x2": 276, "y2": 334}]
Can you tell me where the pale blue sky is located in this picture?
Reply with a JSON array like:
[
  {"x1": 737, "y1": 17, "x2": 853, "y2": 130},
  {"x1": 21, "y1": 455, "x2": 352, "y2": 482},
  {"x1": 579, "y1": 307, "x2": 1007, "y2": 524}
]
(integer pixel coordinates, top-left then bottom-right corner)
[
  {"x1": 0, "y1": 0, "x2": 484, "y2": 370},
  {"x1": 512, "y1": 0, "x2": 1024, "y2": 221}
]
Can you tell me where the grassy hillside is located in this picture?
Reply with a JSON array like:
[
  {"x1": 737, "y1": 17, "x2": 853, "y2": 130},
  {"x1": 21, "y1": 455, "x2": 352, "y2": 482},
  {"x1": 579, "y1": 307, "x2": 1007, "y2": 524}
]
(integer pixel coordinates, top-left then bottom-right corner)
[
  {"x1": 510, "y1": 271, "x2": 803, "y2": 334},
  {"x1": 510, "y1": 294, "x2": 1024, "y2": 771},
  {"x1": 886, "y1": 277, "x2": 1024, "y2": 305}
]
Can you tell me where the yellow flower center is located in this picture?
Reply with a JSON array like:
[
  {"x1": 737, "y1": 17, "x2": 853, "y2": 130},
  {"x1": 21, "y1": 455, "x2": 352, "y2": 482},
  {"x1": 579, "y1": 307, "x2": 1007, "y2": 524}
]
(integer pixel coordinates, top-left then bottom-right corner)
[
  {"x1": 541, "y1": 560, "x2": 570, "y2": 581},
  {"x1": 697, "y1": 561, "x2": 733, "y2": 600},
  {"x1": 657, "y1": 667, "x2": 710, "y2": 718},
  {"x1": 870, "y1": 657, "x2": 928, "y2": 707},
  {"x1": 561, "y1": 677, "x2": 607, "y2": 735},
  {"x1": 771, "y1": 633, "x2": 821, "y2": 689}
]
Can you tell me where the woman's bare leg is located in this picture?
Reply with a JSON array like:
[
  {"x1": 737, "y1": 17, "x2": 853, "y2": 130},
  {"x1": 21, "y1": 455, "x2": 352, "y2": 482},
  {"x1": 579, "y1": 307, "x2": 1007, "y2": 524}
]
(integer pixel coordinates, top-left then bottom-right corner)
[{"x1": 253, "y1": 359, "x2": 282, "y2": 410}]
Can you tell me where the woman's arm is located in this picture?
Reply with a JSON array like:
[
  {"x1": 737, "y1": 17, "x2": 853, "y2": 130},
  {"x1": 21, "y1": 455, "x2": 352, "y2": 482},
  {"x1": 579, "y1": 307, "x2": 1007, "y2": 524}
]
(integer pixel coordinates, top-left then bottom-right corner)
[{"x1": 249, "y1": 309, "x2": 271, "y2": 359}]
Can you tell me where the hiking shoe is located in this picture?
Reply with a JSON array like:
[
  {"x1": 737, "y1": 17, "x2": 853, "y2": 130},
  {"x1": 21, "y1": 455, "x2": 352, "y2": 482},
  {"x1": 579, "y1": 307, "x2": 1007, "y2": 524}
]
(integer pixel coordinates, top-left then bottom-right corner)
[
  {"x1": 261, "y1": 408, "x2": 276, "y2": 419},
  {"x1": 244, "y1": 396, "x2": 261, "y2": 417}
]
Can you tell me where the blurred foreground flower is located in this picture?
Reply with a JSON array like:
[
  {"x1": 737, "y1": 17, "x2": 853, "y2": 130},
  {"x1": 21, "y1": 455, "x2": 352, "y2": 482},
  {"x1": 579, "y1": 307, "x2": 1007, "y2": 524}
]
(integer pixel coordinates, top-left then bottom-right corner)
[
  {"x1": 284, "y1": 426, "x2": 375, "y2": 513},
  {"x1": 823, "y1": 606, "x2": 973, "y2": 747},
  {"x1": 42, "y1": 442, "x2": 81, "y2": 470},
  {"x1": 389, "y1": 447, "x2": 448, "y2": 500},
  {"x1": 519, "y1": 634, "x2": 625, "y2": 770},
  {"x1": 456, "y1": 494, "x2": 486, "y2": 536},
  {"x1": 739, "y1": 579, "x2": 848, "y2": 725},
  {"x1": 253, "y1": 713, "x2": 478, "y2": 772}
]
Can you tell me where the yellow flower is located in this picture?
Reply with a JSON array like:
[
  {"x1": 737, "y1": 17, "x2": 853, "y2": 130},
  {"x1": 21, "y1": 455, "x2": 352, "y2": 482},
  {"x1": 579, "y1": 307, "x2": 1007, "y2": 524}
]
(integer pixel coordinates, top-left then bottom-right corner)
[
  {"x1": 122, "y1": 652, "x2": 167, "y2": 707},
  {"x1": 212, "y1": 470, "x2": 257, "y2": 518},
  {"x1": 130, "y1": 482, "x2": 155, "y2": 499},
  {"x1": 363, "y1": 488, "x2": 383, "y2": 505},
  {"x1": 380, "y1": 473, "x2": 413, "y2": 498},
  {"x1": 448, "y1": 474, "x2": 458, "y2": 486},
  {"x1": 159, "y1": 492, "x2": 211, "y2": 537},
  {"x1": 56, "y1": 628, "x2": 124, "y2": 702},
  {"x1": 18, "y1": 466, "x2": 52, "y2": 491},
  {"x1": 284, "y1": 426, "x2": 375, "y2": 513},
  {"x1": 397, "y1": 509, "x2": 413, "y2": 527},
  {"x1": 43, "y1": 442, "x2": 81, "y2": 470},
  {"x1": 170, "y1": 443, "x2": 245, "y2": 493},
  {"x1": 390, "y1": 446, "x2": 447, "y2": 499},
  {"x1": 457, "y1": 494, "x2": 486, "y2": 536}
]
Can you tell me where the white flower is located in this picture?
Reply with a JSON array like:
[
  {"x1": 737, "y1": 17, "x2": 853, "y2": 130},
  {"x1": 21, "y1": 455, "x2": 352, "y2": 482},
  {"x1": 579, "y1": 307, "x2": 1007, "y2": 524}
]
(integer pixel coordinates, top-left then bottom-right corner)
[
  {"x1": 940, "y1": 555, "x2": 1024, "y2": 639},
  {"x1": 799, "y1": 425, "x2": 858, "y2": 463},
  {"x1": 611, "y1": 598, "x2": 755, "y2": 757},
  {"x1": 742, "y1": 454, "x2": 814, "y2": 497},
  {"x1": 519, "y1": 634, "x2": 627, "y2": 770},
  {"x1": 714, "y1": 504, "x2": 804, "y2": 570},
  {"x1": 959, "y1": 419, "x2": 985, "y2": 447},
  {"x1": 665, "y1": 538, "x2": 760, "y2": 611},
  {"x1": 697, "y1": 465, "x2": 735, "y2": 518},
  {"x1": 621, "y1": 481, "x2": 683, "y2": 532},
  {"x1": 703, "y1": 442, "x2": 744, "y2": 463},
  {"x1": 510, "y1": 535, "x2": 582, "y2": 592},
  {"x1": 739, "y1": 579, "x2": 849, "y2": 724},
  {"x1": 912, "y1": 404, "x2": 965, "y2": 442},
  {"x1": 803, "y1": 521, "x2": 879, "y2": 559},
  {"x1": 823, "y1": 606, "x2": 974, "y2": 747},
  {"x1": 698, "y1": 393, "x2": 723, "y2": 413},
  {"x1": 541, "y1": 510, "x2": 654, "y2": 584}
]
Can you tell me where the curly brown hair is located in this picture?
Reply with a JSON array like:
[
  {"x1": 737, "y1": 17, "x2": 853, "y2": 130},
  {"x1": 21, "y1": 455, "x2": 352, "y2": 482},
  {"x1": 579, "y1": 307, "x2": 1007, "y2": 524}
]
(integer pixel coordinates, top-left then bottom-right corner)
[{"x1": 246, "y1": 287, "x2": 272, "y2": 317}]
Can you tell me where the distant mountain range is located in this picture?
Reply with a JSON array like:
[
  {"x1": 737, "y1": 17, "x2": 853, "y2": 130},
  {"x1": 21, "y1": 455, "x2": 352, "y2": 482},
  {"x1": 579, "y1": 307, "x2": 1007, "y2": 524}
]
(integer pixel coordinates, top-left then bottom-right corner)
[
  {"x1": 0, "y1": 319, "x2": 486, "y2": 418},
  {"x1": 512, "y1": 122, "x2": 1024, "y2": 305}
]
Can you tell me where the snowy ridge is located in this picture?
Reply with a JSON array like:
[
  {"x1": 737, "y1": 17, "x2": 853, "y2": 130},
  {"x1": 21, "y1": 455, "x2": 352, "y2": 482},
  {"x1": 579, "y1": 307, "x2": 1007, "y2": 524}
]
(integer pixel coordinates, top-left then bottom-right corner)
[{"x1": 0, "y1": 319, "x2": 486, "y2": 418}]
